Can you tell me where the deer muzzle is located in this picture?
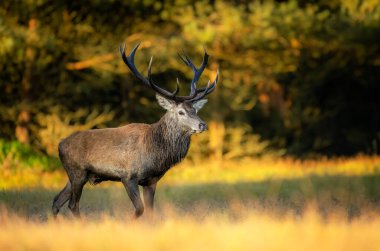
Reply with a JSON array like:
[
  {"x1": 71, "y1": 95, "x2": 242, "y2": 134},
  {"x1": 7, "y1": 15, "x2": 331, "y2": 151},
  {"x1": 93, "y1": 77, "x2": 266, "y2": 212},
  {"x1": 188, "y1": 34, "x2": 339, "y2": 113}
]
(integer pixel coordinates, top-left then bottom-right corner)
[{"x1": 199, "y1": 122, "x2": 207, "y2": 132}]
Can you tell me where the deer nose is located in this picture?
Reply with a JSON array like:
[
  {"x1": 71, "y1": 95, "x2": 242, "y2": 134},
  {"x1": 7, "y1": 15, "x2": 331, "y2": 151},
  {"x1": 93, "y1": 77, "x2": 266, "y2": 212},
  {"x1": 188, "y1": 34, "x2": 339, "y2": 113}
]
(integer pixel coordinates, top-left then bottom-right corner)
[{"x1": 199, "y1": 122, "x2": 207, "y2": 131}]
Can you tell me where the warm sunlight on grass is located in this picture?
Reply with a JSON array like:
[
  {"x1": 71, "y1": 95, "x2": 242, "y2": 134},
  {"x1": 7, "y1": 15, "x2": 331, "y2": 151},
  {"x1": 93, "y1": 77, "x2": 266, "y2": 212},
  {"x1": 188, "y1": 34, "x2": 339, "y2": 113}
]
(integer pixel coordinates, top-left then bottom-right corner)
[
  {"x1": 0, "y1": 209, "x2": 378, "y2": 251},
  {"x1": 1, "y1": 156, "x2": 379, "y2": 250},
  {"x1": 164, "y1": 155, "x2": 380, "y2": 185},
  {"x1": 1, "y1": 155, "x2": 379, "y2": 189}
]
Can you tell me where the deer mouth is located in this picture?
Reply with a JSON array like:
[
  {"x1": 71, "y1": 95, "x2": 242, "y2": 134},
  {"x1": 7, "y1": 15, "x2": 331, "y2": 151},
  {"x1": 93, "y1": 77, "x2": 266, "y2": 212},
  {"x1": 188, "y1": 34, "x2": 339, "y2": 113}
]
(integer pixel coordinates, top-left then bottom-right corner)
[{"x1": 191, "y1": 128, "x2": 207, "y2": 134}]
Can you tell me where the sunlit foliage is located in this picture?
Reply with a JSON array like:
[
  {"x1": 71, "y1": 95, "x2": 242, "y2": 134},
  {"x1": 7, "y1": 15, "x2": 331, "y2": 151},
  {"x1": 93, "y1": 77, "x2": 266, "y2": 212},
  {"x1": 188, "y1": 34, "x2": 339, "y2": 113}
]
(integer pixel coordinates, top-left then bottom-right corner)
[{"x1": 0, "y1": 0, "x2": 379, "y2": 157}]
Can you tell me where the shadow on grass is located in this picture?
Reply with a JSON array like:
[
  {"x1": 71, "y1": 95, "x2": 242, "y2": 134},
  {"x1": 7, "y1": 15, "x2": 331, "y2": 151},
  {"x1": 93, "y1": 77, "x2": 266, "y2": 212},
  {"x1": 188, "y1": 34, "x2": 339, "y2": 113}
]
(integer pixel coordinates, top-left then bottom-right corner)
[{"x1": 1, "y1": 174, "x2": 379, "y2": 221}]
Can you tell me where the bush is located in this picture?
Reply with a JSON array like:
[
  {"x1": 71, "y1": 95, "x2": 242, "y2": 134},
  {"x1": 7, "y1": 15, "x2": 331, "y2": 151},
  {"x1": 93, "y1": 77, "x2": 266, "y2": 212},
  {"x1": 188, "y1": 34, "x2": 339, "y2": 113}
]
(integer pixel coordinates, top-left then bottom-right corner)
[{"x1": 0, "y1": 139, "x2": 60, "y2": 171}]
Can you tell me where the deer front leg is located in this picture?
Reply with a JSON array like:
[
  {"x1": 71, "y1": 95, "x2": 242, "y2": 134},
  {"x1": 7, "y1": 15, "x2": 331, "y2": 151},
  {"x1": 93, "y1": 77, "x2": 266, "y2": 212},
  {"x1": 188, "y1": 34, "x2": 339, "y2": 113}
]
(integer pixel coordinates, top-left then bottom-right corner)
[
  {"x1": 143, "y1": 183, "x2": 156, "y2": 217},
  {"x1": 121, "y1": 178, "x2": 144, "y2": 218}
]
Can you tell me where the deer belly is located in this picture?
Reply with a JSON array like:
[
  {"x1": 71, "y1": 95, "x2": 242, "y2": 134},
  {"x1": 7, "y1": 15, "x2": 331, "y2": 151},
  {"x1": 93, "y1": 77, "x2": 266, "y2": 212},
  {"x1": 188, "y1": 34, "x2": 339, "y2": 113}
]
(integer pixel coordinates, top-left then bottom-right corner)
[
  {"x1": 86, "y1": 162, "x2": 127, "y2": 180},
  {"x1": 138, "y1": 168, "x2": 166, "y2": 186},
  {"x1": 138, "y1": 175, "x2": 164, "y2": 186},
  {"x1": 88, "y1": 172, "x2": 120, "y2": 185}
]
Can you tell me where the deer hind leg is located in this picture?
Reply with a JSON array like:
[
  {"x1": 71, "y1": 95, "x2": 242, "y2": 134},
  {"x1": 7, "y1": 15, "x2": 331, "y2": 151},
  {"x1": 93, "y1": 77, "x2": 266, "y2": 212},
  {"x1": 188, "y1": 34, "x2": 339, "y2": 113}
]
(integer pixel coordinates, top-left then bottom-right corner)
[
  {"x1": 122, "y1": 178, "x2": 144, "y2": 218},
  {"x1": 52, "y1": 181, "x2": 72, "y2": 217},
  {"x1": 68, "y1": 170, "x2": 88, "y2": 218}
]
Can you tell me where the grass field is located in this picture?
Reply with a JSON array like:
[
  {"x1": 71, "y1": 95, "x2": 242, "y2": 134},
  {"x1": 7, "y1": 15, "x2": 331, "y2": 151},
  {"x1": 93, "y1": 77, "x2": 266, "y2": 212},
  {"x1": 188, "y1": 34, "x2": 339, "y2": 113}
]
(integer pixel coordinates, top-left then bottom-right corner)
[
  {"x1": 1, "y1": 156, "x2": 380, "y2": 250},
  {"x1": 0, "y1": 210, "x2": 379, "y2": 251}
]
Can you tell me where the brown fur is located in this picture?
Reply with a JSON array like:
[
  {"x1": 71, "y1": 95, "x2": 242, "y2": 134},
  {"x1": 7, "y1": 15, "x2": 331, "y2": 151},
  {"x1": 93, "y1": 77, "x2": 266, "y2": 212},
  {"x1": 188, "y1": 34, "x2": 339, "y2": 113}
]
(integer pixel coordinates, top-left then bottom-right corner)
[{"x1": 52, "y1": 101, "x2": 205, "y2": 218}]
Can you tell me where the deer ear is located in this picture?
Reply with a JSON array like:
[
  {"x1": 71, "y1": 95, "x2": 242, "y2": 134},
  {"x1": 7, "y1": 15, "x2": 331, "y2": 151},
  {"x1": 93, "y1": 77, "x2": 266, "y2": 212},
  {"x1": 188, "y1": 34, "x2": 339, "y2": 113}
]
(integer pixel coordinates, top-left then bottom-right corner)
[
  {"x1": 192, "y1": 99, "x2": 208, "y2": 112},
  {"x1": 156, "y1": 94, "x2": 175, "y2": 110}
]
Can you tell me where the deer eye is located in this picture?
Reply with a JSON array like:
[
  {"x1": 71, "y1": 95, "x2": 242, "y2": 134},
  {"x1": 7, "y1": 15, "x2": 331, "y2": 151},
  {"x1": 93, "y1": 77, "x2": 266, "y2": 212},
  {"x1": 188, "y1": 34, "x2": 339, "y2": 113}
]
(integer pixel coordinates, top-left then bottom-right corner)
[{"x1": 178, "y1": 111, "x2": 185, "y2": 115}]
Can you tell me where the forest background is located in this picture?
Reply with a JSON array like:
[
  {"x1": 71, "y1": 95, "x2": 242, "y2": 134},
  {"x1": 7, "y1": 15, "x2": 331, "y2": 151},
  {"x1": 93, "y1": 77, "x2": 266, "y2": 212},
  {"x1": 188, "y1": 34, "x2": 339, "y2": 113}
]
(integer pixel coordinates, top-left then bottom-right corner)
[{"x1": 0, "y1": 0, "x2": 379, "y2": 175}]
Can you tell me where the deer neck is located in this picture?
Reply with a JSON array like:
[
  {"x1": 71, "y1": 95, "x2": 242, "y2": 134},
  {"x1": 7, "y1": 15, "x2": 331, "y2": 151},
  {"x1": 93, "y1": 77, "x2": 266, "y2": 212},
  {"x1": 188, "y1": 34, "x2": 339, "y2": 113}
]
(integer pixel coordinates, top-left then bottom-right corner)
[{"x1": 148, "y1": 113, "x2": 191, "y2": 166}]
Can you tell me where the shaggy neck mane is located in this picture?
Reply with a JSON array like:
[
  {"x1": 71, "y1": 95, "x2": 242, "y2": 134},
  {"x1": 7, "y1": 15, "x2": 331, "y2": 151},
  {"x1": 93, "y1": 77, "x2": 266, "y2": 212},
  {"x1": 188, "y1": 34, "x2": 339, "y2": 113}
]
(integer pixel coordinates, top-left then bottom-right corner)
[{"x1": 146, "y1": 112, "x2": 191, "y2": 170}]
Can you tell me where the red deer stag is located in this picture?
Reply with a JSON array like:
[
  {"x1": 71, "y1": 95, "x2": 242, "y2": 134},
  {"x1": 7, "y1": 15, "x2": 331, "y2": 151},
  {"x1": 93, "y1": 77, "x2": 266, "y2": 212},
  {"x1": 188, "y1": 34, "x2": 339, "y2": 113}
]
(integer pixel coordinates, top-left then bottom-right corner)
[{"x1": 52, "y1": 43, "x2": 219, "y2": 218}]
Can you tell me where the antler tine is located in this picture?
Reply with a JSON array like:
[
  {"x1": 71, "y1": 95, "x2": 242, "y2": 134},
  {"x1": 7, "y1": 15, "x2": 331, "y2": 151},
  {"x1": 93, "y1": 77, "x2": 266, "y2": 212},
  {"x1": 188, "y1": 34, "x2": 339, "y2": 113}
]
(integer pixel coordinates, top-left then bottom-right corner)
[
  {"x1": 190, "y1": 81, "x2": 212, "y2": 102},
  {"x1": 196, "y1": 68, "x2": 219, "y2": 93},
  {"x1": 172, "y1": 78, "x2": 180, "y2": 96},
  {"x1": 178, "y1": 49, "x2": 209, "y2": 97},
  {"x1": 120, "y1": 42, "x2": 217, "y2": 103},
  {"x1": 193, "y1": 48, "x2": 210, "y2": 93},
  {"x1": 120, "y1": 42, "x2": 176, "y2": 99},
  {"x1": 147, "y1": 56, "x2": 155, "y2": 83},
  {"x1": 190, "y1": 68, "x2": 219, "y2": 102},
  {"x1": 147, "y1": 56, "x2": 179, "y2": 98},
  {"x1": 178, "y1": 50, "x2": 196, "y2": 70},
  {"x1": 120, "y1": 42, "x2": 149, "y2": 86}
]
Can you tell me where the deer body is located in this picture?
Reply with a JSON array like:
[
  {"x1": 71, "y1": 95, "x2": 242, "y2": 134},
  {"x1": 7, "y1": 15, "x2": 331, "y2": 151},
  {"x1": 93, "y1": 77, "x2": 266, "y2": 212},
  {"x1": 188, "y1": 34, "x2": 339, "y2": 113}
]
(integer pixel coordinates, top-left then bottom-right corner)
[
  {"x1": 59, "y1": 112, "x2": 191, "y2": 187},
  {"x1": 52, "y1": 42, "x2": 218, "y2": 218}
]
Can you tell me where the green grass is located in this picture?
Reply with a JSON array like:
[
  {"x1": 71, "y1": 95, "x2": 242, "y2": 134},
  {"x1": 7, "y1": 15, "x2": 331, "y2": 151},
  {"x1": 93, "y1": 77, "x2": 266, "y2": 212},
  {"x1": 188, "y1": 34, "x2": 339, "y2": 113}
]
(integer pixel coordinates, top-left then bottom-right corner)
[
  {"x1": 1, "y1": 173, "x2": 379, "y2": 221},
  {"x1": 1, "y1": 147, "x2": 379, "y2": 220}
]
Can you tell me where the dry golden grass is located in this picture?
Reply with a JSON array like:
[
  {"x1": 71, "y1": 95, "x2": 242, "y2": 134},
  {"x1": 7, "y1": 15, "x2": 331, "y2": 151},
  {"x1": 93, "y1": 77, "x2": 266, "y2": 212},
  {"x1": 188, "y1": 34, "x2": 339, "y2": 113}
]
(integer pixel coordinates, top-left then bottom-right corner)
[
  {"x1": 1, "y1": 156, "x2": 379, "y2": 250},
  {"x1": 1, "y1": 155, "x2": 379, "y2": 189},
  {"x1": 165, "y1": 155, "x2": 380, "y2": 185},
  {"x1": 0, "y1": 208, "x2": 379, "y2": 251}
]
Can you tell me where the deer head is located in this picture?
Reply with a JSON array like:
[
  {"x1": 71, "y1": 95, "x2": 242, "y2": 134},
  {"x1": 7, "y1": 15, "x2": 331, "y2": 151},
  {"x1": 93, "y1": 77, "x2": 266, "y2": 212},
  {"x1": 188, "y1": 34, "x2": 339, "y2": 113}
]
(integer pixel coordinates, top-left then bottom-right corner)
[{"x1": 120, "y1": 43, "x2": 219, "y2": 133}]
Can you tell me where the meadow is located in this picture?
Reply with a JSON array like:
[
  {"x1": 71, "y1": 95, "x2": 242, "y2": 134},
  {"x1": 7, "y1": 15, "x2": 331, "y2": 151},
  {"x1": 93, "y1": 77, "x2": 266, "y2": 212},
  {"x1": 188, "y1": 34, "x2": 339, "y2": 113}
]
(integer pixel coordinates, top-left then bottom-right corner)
[
  {"x1": 0, "y1": 210, "x2": 379, "y2": 251},
  {"x1": 1, "y1": 1, "x2": 379, "y2": 249},
  {"x1": 1, "y1": 156, "x2": 380, "y2": 250}
]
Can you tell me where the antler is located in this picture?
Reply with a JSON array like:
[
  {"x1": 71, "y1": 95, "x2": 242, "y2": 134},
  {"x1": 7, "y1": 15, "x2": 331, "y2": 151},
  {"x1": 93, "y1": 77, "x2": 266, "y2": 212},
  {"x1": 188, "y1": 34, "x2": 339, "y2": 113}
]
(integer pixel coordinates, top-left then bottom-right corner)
[
  {"x1": 120, "y1": 42, "x2": 218, "y2": 102},
  {"x1": 178, "y1": 49, "x2": 218, "y2": 102}
]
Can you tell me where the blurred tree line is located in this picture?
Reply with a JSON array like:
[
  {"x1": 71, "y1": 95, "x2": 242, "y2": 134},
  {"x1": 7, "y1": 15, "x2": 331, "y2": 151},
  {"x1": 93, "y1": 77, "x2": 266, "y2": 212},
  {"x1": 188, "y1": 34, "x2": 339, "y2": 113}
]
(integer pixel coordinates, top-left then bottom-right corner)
[{"x1": 0, "y1": 0, "x2": 379, "y2": 161}]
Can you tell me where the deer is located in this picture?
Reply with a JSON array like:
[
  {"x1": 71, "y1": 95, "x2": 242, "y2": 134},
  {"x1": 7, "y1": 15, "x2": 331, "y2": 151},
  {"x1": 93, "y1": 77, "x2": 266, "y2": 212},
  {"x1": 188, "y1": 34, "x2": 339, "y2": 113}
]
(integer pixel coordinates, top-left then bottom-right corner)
[{"x1": 52, "y1": 42, "x2": 219, "y2": 218}]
